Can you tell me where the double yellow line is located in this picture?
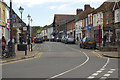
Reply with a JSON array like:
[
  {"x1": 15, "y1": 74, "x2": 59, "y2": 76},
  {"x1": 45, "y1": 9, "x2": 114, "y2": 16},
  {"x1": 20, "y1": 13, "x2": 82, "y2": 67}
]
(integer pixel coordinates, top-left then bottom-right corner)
[
  {"x1": 91, "y1": 51, "x2": 103, "y2": 58},
  {"x1": 0, "y1": 52, "x2": 43, "y2": 66}
]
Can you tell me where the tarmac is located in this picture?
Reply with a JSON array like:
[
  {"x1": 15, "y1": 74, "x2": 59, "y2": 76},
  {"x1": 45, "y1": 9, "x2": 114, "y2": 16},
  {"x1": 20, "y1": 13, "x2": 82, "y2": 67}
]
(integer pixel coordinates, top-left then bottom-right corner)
[
  {"x1": 1, "y1": 42, "x2": 120, "y2": 64},
  {"x1": 1, "y1": 43, "x2": 39, "y2": 63}
]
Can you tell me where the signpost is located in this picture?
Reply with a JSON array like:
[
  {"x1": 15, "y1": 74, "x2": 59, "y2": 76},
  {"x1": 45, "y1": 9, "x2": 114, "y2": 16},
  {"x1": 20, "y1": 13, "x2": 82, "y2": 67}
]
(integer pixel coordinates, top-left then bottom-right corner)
[
  {"x1": 13, "y1": 23, "x2": 22, "y2": 28},
  {"x1": 23, "y1": 27, "x2": 27, "y2": 31}
]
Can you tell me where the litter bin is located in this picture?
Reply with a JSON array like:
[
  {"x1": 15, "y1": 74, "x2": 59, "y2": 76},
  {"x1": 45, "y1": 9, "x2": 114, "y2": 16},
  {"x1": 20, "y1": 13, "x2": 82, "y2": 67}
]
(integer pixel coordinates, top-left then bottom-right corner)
[{"x1": 17, "y1": 44, "x2": 27, "y2": 55}]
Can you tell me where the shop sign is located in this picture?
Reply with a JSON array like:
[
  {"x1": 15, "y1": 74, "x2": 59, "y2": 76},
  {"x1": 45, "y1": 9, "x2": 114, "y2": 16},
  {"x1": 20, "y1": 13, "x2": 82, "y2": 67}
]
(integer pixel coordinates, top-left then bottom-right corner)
[{"x1": 87, "y1": 25, "x2": 93, "y2": 29}]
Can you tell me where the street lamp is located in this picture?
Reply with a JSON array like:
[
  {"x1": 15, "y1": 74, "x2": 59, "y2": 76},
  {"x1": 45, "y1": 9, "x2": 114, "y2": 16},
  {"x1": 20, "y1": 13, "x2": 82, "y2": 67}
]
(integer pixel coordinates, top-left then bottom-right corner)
[
  {"x1": 27, "y1": 14, "x2": 32, "y2": 51},
  {"x1": 18, "y1": 6, "x2": 24, "y2": 44},
  {"x1": 19, "y1": 6, "x2": 24, "y2": 20}
]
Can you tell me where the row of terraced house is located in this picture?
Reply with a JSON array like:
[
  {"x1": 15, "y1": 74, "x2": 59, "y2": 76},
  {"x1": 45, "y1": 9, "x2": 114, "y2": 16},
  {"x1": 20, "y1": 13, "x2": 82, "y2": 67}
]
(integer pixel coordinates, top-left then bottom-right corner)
[
  {"x1": 0, "y1": 0, "x2": 26, "y2": 44},
  {"x1": 49, "y1": 1, "x2": 120, "y2": 46}
]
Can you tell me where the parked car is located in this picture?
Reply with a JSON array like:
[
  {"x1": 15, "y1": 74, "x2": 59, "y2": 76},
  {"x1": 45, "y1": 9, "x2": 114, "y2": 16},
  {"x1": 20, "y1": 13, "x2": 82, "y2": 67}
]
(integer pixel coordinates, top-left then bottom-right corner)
[
  {"x1": 79, "y1": 37, "x2": 96, "y2": 49},
  {"x1": 50, "y1": 36, "x2": 55, "y2": 42},
  {"x1": 34, "y1": 37, "x2": 43, "y2": 43},
  {"x1": 61, "y1": 36, "x2": 66, "y2": 43},
  {"x1": 55, "y1": 37, "x2": 61, "y2": 42},
  {"x1": 64, "y1": 35, "x2": 75, "y2": 44}
]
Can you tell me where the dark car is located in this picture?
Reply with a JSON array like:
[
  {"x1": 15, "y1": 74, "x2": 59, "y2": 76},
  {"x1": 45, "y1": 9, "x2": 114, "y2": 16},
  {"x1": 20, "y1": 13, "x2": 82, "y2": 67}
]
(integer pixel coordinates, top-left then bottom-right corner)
[
  {"x1": 79, "y1": 37, "x2": 96, "y2": 49},
  {"x1": 34, "y1": 37, "x2": 43, "y2": 43}
]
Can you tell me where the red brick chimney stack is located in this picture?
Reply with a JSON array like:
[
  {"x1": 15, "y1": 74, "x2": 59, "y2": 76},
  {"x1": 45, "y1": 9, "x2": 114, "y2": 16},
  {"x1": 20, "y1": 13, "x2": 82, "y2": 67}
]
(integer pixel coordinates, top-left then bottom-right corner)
[
  {"x1": 84, "y1": 4, "x2": 91, "y2": 10},
  {"x1": 76, "y1": 9, "x2": 83, "y2": 15}
]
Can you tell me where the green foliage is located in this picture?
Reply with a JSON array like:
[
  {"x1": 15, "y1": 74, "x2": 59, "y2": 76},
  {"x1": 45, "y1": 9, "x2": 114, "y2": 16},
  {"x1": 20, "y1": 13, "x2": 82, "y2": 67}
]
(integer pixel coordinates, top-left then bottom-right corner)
[{"x1": 31, "y1": 26, "x2": 42, "y2": 37}]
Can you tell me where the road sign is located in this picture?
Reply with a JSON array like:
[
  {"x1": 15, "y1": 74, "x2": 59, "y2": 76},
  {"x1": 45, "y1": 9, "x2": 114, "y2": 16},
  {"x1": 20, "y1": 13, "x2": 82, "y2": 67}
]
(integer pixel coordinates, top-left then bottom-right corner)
[
  {"x1": 23, "y1": 27, "x2": 27, "y2": 31},
  {"x1": 13, "y1": 23, "x2": 22, "y2": 28},
  {"x1": 12, "y1": 14, "x2": 17, "y2": 19},
  {"x1": 13, "y1": 19, "x2": 17, "y2": 23},
  {"x1": 7, "y1": 19, "x2": 10, "y2": 23},
  {"x1": 7, "y1": 25, "x2": 10, "y2": 29}
]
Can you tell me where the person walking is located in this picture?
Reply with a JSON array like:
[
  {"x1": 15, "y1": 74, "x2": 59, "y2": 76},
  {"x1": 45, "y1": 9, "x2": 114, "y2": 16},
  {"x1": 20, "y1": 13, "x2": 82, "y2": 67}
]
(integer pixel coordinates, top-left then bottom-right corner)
[
  {"x1": 2, "y1": 36, "x2": 6, "y2": 57},
  {"x1": 19, "y1": 35, "x2": 23, "y2": 44},
  {"x1": 103, "y1": 34, "x2": 107, "y2": 46}
]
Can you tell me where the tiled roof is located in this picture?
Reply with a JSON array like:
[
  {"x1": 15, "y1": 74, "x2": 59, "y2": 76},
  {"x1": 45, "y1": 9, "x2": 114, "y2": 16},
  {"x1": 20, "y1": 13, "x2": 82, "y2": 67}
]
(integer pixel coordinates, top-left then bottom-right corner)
[
  {"x1": 75, "y1": 7, "x2": 94, "y2": 22},
  {"x1": 54, "y1": 14, "x2": 75, "y2": 26},
  {"x1": 92, "y1": 2, "x2": 115, "y2": 14}
]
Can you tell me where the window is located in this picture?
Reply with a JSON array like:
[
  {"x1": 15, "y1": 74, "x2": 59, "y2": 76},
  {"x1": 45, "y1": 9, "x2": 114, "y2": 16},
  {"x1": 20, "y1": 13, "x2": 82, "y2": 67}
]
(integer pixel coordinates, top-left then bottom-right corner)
[
  {"x1": 90, "y1": 14, "x2": 92, "y2": 24},
  {"x1": 3, "y1": 10, "x2": 5, "y2": 22},
  {"x1": 94, "y1": 15, "x2": 96, "y2": 25},
  {"x1": 106, "y1": 12, "x2": 109, "y2": 24}
]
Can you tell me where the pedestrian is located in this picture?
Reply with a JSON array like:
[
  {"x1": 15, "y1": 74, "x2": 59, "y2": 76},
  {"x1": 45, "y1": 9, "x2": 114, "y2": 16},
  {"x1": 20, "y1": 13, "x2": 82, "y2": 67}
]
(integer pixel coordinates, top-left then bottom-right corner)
[
  {"x1": 103, "y1": 34, "x2": 107, "y2": 46},
  {"x1": 2, "y1": 36, "x2": 6, "y2": 57},
  {"x1": 19, "y1": 35, "x2": 23, "y2": 44}
]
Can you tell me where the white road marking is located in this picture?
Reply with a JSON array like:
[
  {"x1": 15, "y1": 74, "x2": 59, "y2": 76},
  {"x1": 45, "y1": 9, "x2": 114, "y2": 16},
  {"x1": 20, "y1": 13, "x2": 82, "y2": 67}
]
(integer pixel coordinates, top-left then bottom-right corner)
[
  {"x1": 92, "y1": 73, "x2": 99, "y2": 76},
  {"x1": 97, "y1": 70, "x2": 102, "y2": 73},
  {"x1": 101, "y1": 77, "x2": 107, "y2": 79},
  {"x1": 108, "y1": 71, "x2": 113, "y2": 73},
  {"x1": 49, "y1": 47, "x2": 90, "y2": 79},
  {"x1": 100, "y1": 68, "x2": 105, "y2": 71},
  {"x1": 103, "y1": 74, "x2": 110, "y2": 77},
  {"x1": 110, "y1": 69, "x2": 116, "y2": 71},
  {"x1": 102, "y1": 58, "x2": 110, "y2": 69},
  {"x1": 87, "y1": 58, "x2": 110, "y2": 79},
  {"x1": 88, "y1": 76, "x2": 95, "y2": 79}
]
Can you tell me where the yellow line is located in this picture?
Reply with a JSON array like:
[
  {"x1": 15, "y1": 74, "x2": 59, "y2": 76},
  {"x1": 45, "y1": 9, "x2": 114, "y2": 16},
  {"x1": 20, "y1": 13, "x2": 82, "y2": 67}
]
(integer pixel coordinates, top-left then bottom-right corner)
[
  {"x1": 91, "y1": 51, "x2": 118, "y2": 59},
  {"x1": 0, "y1": 52, "x2": 43, "y2": 66},
  {"x1": 92, "y1": 51, "x2": 102, "y2": 58}
]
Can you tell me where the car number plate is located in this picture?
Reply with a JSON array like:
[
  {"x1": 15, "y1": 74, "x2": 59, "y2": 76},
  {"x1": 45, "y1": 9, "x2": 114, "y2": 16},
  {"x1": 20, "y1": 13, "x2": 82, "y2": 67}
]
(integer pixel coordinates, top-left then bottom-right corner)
[{"x1": 88, "y1": 42, "x2": 93, "y2": 44}]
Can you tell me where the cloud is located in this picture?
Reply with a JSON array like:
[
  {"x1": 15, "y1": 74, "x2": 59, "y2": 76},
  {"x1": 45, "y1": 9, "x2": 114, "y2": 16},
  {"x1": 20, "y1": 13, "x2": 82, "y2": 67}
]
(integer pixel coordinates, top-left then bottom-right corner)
[
  {"x1": 50, "y1": 6, "x2": 56, "y2": 10},
  {"x1": 5, "y1": 0, "x2": 107, "y2": 7}
]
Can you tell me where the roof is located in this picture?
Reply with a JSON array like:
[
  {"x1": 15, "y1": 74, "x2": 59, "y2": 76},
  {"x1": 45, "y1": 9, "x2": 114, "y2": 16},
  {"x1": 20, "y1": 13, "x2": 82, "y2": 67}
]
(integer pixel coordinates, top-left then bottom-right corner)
[
  {"x1": 92, "y1": 2, "x2": 115, "y2": 14},
  {"x1": 54, "y1": 14, "x2": 75, "y2": 26},
  {"x1": 75, "y1": 7, "x2": 94, "y2": 22}
]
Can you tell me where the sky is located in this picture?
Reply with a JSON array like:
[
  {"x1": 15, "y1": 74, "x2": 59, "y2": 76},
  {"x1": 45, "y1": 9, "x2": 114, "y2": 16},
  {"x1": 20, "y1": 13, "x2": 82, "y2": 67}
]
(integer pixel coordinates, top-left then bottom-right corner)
[{"x1": 4, "y1": 0, "x2": 110, "y2": 27}]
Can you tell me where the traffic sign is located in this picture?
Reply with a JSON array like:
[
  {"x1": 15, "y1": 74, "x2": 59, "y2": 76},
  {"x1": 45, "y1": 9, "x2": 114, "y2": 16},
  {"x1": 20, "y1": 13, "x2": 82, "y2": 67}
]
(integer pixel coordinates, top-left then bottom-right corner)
[
  {"x1": 13, "y1": 23, "x2": 22, "y2": 28},
  {"x1": 12, "y1": 14, "x2": 17, "y2": 19},
  {"x1": 23, "y1": 27, "x2": 27, "y2": 31},
  {"x1": 7, "y1": 19, "x2": 10, "y2": 23}
]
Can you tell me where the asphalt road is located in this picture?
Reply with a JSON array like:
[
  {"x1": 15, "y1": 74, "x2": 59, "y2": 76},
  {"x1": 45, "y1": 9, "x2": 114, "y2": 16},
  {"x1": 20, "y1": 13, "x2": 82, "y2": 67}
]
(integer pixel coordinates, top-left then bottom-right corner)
[{"x1": 2, "y1": 42, "x2": 119, "y2": 79}]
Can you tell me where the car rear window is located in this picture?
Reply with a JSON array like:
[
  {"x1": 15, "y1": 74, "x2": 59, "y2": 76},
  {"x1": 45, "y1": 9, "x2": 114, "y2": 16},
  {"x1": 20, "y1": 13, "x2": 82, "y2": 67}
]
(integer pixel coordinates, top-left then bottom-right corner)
[
  {"x1": 68, "y1": 36, "x2": 74, "y2": 38},
  {"x1": 87, "y1": 38, "x2": 94, "y2": 41}
]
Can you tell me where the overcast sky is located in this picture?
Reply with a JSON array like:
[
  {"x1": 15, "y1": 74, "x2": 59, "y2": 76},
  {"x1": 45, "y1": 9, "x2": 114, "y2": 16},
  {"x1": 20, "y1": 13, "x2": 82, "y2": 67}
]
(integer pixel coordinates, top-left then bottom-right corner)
[{"x1": 4, "y1": 0, "x2": 108, "y2": 27}]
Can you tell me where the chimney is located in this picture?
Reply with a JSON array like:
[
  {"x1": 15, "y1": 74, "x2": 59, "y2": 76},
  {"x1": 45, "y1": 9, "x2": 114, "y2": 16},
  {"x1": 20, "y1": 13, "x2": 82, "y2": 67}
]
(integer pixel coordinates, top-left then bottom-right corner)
[
  {"x1": 76, "y1": 9, "x2": 83, "y2": 15},
  {"x1": 84, "y1": 4, "x2": 91, "y2": 10}
]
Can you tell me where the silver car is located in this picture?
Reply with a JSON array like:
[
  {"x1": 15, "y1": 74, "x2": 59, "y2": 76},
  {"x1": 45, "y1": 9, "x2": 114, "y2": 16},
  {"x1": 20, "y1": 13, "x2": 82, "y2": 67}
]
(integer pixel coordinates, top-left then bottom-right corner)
[{"x1": 65, "y1": 35, "x2": 75, "y2": 44}]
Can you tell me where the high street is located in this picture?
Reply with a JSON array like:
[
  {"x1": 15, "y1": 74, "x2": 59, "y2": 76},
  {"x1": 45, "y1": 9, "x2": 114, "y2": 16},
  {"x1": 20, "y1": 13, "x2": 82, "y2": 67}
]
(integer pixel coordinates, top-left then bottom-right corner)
[{"x1": 2, "y1": 42, "x2": 119, "y2": 79}]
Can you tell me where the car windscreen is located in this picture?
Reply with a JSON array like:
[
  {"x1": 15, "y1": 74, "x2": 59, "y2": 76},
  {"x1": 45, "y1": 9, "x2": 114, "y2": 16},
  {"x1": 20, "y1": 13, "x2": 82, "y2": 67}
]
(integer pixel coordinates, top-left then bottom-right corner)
[
  {"x1": 68, "y1": 36, "x2": 74, "y2": 38},
  {"x1": 86, "y1": 38, "x2": 94, "y2": 42}
]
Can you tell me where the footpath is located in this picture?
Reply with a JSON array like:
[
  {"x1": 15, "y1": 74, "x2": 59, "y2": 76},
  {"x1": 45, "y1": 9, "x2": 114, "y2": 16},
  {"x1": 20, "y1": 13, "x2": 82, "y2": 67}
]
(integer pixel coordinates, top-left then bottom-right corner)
[
  {"x1": 76, "y1": 41, "x2": 120, "y2": 59},
  {"x1": 1, "y1": 44, "x2": 39, "y2": 63}
]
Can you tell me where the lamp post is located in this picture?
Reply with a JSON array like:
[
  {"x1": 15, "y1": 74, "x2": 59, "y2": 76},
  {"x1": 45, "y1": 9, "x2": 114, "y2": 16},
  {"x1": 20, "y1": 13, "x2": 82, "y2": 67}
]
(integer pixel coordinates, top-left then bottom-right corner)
[
  {"x1": 19, "y1": 6, "x2": 24, "y2": 21},
  {"x1": 27, "y1": 14, "x2": 32, "y2": 51},
  {"x1": 18, "y1": 6, "x2": 24, "y2": 44},
  {"x1": 7, "y1": 0, "x2": 15, "y2": 57}
]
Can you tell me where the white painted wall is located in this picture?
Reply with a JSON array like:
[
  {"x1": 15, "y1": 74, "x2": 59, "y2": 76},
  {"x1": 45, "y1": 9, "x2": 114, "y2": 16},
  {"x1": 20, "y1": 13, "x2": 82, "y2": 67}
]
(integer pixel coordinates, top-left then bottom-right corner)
[
  {"x1": 75, "y1": 20, "x2": 82, "y2": 40},
  {"x1": 47, "y1": 27, "x2": 53, "y2": 39}
]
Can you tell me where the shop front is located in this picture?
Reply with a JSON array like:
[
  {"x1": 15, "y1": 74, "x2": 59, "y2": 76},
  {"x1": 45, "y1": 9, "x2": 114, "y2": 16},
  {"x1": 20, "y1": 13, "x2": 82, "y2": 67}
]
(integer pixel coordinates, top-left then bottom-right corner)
[{"x1": 94, "y1": 26, "x2": 102, "y2": 43}]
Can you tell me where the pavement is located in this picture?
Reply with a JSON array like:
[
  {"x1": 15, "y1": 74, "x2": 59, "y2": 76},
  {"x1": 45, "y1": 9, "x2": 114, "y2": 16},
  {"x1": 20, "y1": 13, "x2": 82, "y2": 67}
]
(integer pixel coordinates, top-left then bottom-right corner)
[
  {"x1": 1, "y1": 43, "x2": 39, "y2": 63},
  {"x1": 76, "y1": 41, "x2": 120, "y2": 59}
]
